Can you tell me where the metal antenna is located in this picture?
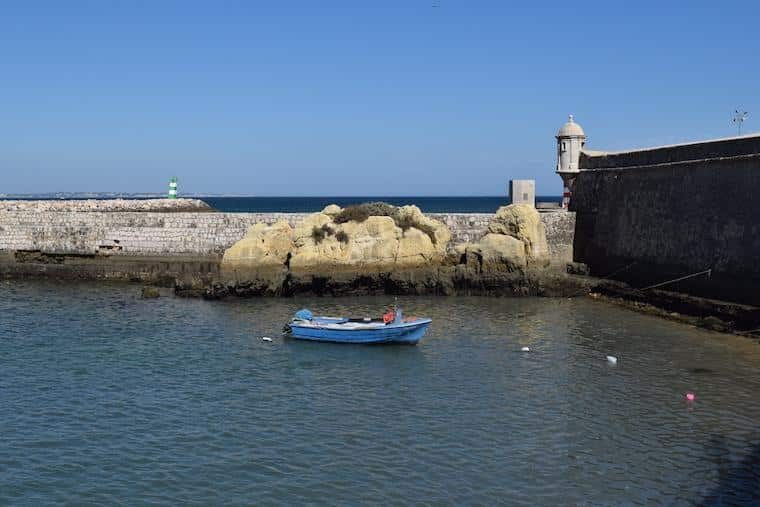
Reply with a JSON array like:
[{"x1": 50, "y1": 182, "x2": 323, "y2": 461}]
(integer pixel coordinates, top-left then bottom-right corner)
[{"x1": 732, "y1": 109, "x2": 749, "y2": 135}]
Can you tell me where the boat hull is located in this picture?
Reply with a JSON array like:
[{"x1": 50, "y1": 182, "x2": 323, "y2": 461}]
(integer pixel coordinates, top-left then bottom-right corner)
[{"x1": 288, "y1": 319, "x2": 431, "y2": 345}]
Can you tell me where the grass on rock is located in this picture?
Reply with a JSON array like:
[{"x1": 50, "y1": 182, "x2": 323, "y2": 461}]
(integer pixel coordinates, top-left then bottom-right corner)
[
  {"x1": 311, "y1": 224, "x2": 335, "y2": 244},
  {"x1": 333, "y1": 202, "x2": 437, "y2": 244},
  {"x1": 335, "y1": 230, "x2": 349, "y2": 243}
]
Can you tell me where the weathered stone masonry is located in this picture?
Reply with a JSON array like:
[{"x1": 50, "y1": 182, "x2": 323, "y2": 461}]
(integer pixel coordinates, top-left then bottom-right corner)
[
  {"x1": 571, "y1": 135, "x2": 760, "y2": 305},
  {"x1": 0, "y1": 212, "x2": 294, "y2": 256},
  {"x1": 0, "y1": 209, "x2": 574, "y2": 283},
  {"x1": 0, "y1": 211, "x2": 573, "y2": 255}
]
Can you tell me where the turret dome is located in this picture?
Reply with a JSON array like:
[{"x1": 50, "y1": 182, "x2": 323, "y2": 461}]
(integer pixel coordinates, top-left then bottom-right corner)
[{"x1": 557, "y1": 115, "x2": 585, "y2": 138}]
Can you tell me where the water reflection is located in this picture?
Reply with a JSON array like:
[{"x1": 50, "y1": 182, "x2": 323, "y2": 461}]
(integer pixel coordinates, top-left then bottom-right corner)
[{"x1": 701, "y1": 436, "x2": 760, "y2": 505}]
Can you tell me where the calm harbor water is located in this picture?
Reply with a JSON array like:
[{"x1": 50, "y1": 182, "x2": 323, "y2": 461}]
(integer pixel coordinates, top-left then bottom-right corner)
[{"x1": 2, "y1": 280, "x2": 759, "y2": 505}]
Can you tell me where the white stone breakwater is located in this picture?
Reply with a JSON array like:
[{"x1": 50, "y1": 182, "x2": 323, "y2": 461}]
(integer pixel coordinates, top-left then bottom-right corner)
[{"x1": 0, "y1": 198, "x2": 213, "y2": 213}]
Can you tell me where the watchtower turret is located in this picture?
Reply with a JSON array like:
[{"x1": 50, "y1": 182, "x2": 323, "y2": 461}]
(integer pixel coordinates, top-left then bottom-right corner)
[{"x1": 555, "y1": 115, "x2": 586, "y2": 208}]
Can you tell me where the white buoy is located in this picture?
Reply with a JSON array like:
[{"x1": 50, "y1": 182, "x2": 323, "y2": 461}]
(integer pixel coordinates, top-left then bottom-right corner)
[
  {"x1": 521, "y1": 346, "x2": 530, "y2": 352},
  {"x1": 606, "y1": 355, "x2": 617, "y2": 364},
  {"x1": 262, "y1": 337, "x2": 273, "y2": 342}
]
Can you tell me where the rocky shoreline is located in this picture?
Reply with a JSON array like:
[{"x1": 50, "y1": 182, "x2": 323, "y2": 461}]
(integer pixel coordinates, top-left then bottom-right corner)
[
  {"x1": 176, "y1": 267, "x2": 594, "y2": 299},
  {"x1": 587, "y1": 279, "x2": 760, "y2": 336},
  {"x1": 170, "y1": 202, "x2": 591, "y2": 299}
]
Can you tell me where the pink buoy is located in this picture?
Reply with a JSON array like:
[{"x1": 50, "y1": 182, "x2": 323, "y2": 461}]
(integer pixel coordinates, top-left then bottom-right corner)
[{"x1": 686, "y1": 392, "x2": 696, "y2": 401}]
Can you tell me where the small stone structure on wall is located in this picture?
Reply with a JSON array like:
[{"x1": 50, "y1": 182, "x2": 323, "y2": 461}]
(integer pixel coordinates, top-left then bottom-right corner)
[{"x1": 509, "y1": 180, "x2": 535, "y2": 206}]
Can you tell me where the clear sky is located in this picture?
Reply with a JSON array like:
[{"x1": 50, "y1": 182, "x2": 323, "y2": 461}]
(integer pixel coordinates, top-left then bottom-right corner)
[{"x1": 1, "y1": 1, "x2": 758, "y2": 195}]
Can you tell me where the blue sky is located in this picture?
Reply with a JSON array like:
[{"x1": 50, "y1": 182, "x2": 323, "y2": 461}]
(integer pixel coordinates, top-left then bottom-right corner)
[{"x1": 1, "y1": 1, "x2": 758, "y2": 195}]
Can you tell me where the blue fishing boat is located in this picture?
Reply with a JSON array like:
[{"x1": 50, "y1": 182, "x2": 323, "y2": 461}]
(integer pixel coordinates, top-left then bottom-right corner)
[{"x1": 284, "y1": 308, "x2": 431, "y2": 345}]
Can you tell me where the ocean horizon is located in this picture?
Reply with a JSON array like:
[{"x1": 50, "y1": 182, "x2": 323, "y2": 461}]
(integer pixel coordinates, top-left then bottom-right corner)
[{"x1": 0, "y1": 195, "x2": 562, "y2": 213}]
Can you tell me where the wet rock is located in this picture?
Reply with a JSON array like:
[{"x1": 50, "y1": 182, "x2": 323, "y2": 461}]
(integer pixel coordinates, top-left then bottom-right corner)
[
  {"x1": 566, "y1": 262, "x2": 590, "y2": 276},
  {"x1": 141, "y1": 286, "x2": 161, "y2": 299},
  {"x1": 590, "y1": 279, "x2": 760, "y2": 333}
]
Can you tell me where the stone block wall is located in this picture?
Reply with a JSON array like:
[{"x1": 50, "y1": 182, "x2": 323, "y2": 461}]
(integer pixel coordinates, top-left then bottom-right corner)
[
  {"x1": 573, "y1": 139, "x2": 760, "y2": 305},
  {"x1": 580, "y1": 135, "x2": 760, "y2": 170},
  {"x1": 0, "y1": 211, "x2": 506, "y2": 256},
  {"x1": 0, "y1": 211, "x2": 261, "y2": 256},
  {"x1": 541, "y1": 211, "x2": 575, "y2": 265}
]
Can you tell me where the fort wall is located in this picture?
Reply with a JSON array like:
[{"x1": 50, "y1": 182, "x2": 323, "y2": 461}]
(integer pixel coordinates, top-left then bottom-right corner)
[{"x1": 572, "y1": 135, "x2": 760, "y2": 305}]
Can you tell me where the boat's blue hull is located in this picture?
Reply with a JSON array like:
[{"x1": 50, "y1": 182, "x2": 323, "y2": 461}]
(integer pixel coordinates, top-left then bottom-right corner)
[{"x1": 288, "y1": 319, "x2": 432, "y2": 345}]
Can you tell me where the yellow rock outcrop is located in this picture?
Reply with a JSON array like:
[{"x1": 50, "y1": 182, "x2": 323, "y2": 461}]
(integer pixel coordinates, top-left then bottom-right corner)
[
  {"x1": 466, "y1": 233, "x2": 527, "y2": 273},
  {"x1": 220, "y1": 220, "x2": 294, "y2": 291},
  {"x1": 206, "y1": 202, "x2": 570, "y2": 297},
  {"x1": 219, "y1": 202, "x2": 551, "y2": 291},
  {"x1": 486, "y1": 204, "x2": 550, "y2": 266},
  {"x1": 222, "y1": 205, "x2": 452, "y2": 280},
  {"x1": 222, "y1": 220, "x2": 294, "y2": 269}
]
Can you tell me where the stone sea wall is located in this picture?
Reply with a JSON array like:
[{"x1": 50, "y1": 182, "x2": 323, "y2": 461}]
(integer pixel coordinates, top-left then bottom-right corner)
[
  {"x1": 573, "y1": 135, "x2": 760, "y2": 305},
  {"x1": 0, "y1": 211, "x2": 285, "y2": 256},
  {"x1": 539, "y1": 211, "x2": 575, "y2": 265},
  {"x1": 0, "y1": 209, "x2": 569, "y2": 256},
  {"x1": 0, "y1": 203, "x2": 575, "y2": 289}
]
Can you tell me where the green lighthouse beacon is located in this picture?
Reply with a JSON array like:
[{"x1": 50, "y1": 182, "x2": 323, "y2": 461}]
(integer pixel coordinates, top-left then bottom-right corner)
[{"x1": 168, "y1": 177, "x2": 178, "y2": 199}]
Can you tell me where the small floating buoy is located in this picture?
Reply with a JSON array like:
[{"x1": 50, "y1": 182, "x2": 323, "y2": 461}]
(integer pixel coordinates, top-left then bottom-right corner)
[
  {"x1": 606, "y1": 355, "x2": 618, "y2": 364},
  {"x1": 686, "y1": 392, "x2": 696, "y2": 401},
  {"x1": 521, "y1": 346, "x2": 530, "y2": 352},
  {"x1": 262, "y1": 337, "x2": 273, "y2": 342}
]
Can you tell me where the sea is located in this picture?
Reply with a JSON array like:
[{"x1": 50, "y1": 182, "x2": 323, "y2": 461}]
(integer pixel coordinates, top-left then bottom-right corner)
[
  {"x1": 201, "y1": 196, "x2": 562, "y2": 213},
  {"x1": 2, "y1": 280, "x2": 759, "y2": 505},
  {"x1": 0, "y1": 196, "x2": 562, "y2": 213}
]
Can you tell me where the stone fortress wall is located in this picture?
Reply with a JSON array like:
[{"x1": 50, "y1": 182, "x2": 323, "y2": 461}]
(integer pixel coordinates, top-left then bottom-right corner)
[{"x1": 571, "y1": 134, "x2": 760, "y2": 305}]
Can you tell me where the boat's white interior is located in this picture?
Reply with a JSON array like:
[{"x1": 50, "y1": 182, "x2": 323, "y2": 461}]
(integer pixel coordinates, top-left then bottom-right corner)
[{"x1": 295, "y1": 321, "x2": 386, "y2": 330}]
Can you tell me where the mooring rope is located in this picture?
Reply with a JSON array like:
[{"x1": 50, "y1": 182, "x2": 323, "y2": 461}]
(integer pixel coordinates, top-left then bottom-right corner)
[
  {"x1": 600, "y1": 261, "x2": 638, "y2": 281},
  {"x1": 564, "y1": 261, "x2": 637, "y2": 299},
  {"x1": 640, "y1": 268, "x2": 712, "y2": 291}
]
